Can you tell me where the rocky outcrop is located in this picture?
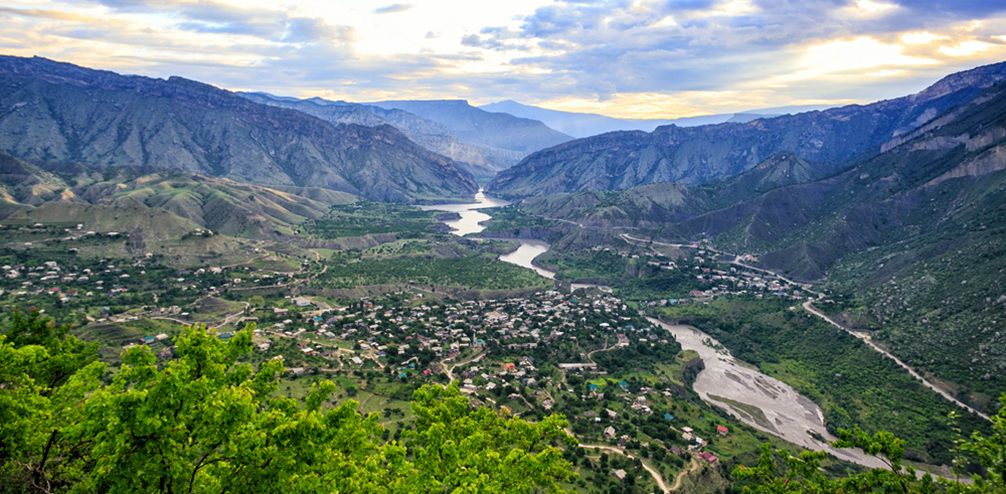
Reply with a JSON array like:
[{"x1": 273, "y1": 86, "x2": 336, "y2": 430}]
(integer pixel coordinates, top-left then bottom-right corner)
[
  {"x1": 0, "y1": 56, "x2": 478, "y2": 202},
  {"x1": 487, "y1": 61, "x2": 1006, "y2": 198}
]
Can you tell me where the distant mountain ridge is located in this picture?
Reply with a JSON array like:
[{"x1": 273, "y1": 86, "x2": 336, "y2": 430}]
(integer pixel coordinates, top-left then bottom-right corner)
[
  {"x1": 0, "y1": 55, "x2": 478, "y2": 203},
  {"x1": 487, "y1": 61, "x2": 1006, "y2": 198},
  {"x1": 477, "y1": 101, "x2": 834, "y2": 138},
  {"x1": 240, "y1": 92, "x2": 523, "y2": 180},
  {"x1": 477, "y1": 100, "x2": 727, "y2": 138},
  {"x1": 512, "y1": 81, "x2": 1006, "y2": 408},
  {"x1": 369, "y1": 100, "x2": 574, "y2": 155}
]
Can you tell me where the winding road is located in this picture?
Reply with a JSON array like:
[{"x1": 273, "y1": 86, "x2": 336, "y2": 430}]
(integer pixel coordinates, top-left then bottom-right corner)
[
  {"x1": 802, "y1": 301, "x2": 990, "y2": 421},
  {"x1": 621, "y1": 231, "x2": 990, "y2": 422},
  {"x1": 579, "y1": 444, "x2": 670, "y2": 493}
]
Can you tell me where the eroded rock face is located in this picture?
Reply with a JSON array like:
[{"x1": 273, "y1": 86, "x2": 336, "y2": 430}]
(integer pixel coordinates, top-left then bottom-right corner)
[
  {"x1": 0, "y1": 56, "x2": 478, "y2": 203},
  {"x1": 487, "y1": 61, "x2": 1006, "y2": 198}
]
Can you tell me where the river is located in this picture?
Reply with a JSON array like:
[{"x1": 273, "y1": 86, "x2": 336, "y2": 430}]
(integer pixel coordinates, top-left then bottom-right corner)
[
  {"x1": 646, "y1": 317, "x2": 890, "y2": 470},
  {"x1": 423, "y1": 195, "x2": 893, "y2": 469},
  {"x1": 420, "y1": 191, "x2": 556, "y2": 278}
]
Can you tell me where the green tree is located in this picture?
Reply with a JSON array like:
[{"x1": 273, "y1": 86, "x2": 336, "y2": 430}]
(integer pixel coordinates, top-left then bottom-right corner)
[
  {"x1": 67, "y1": 324, "x2": 408, "y2": 493},
  {"x1": 0, "y1": 315, "x2": 577, "y2": 493},
  {"x1": 405, "y1": 383, "x2": 576, "y2": 493},
  {"x1": 733, "y1": 415, "x2": 1006, "y2": 494},
  {"x1": 0, "y1": 309, "x2": 102, "y2": 493}
]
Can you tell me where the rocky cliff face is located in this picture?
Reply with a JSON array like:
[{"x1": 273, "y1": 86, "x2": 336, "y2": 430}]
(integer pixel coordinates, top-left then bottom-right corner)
[
  {"x1": 240, "y1": 93, "x2": 524, "y2": 180},
  {"x1": 371, "y1": 99, "x2": 574, "y2": 154},
  {"x1": 487, "y1": 61, "x2": 1006, "y2": 198},
  {"x1": 0, "y1": 56, "x2": 478, "y2": 202}
]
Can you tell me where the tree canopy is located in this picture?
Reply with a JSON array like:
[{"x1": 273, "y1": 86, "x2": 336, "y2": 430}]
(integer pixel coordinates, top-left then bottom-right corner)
[
  {"x1": 734, "y1": 407, "x2": 1006, "y2": 494},
  {"x1": 0, "y1": 309, "x2": 574, "y2": 493}
]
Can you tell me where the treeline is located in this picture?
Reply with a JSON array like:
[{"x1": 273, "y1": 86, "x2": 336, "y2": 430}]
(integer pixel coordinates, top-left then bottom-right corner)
[{"x1": 316, "y1": 256, "x2": 550, "y2": 290}]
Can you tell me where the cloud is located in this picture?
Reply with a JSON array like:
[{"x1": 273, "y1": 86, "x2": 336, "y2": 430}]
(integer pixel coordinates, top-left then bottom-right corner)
[
  {"x1": 283, "y1": 18, "x2": 356, "y2": 44},
  {"x1": 938, "y1": 40, "x2": 994, "y2": 57},
  {"x1": 372, "y1": 4, "x2": 412, "y2": 14},
  {"x1": 451, "y1": 0, "x2": 1006, "y2": 106},
  {"x1": 3, "y1": 0, "x2": 1006, "y2": 118}
]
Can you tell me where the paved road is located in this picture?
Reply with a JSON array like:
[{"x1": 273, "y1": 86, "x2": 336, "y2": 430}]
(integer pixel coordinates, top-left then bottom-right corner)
[
  {"x1": 619, "y1": 232, "x2": 991, "y2": 422},
  {"x1": 802, "y1": 301, "x2": 991, "y2": 421}
]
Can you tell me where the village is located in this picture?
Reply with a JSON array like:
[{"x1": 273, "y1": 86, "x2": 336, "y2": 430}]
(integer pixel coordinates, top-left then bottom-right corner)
[{"x1": 209, "y1": 287, "x2": 738, "y2": 474}]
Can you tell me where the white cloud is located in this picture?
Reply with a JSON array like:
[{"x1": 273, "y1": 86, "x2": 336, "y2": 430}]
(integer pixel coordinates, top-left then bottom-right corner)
[
  {"x1": 901, "y1": 32, "x2": 947, "y2": 45},
  {"x1": 784, "y1": 37, "x2": 937, "y2": 81},
  {"x1": 938, "y1": 40, "x2": 993, "y2": 57},
  {"x1": 2, "y1": 0, "x2": 1006, "y2": 118}
]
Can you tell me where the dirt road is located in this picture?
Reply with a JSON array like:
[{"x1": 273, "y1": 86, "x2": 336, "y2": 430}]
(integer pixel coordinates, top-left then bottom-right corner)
[
  {"x1": 669, "y1": 458, "x2": 700, "y2": 491},
  {"x1": 580, "y1": 444, "x2": 670, "y2": 493}
]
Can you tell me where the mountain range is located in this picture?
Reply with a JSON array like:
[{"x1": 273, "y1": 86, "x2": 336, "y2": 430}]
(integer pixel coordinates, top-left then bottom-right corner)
[
  {"x1": 478, "y1": 100, "x2": 832, "y2": 138},
  {"x1": 369, "y1": 100, "x2": 573, "y2": 155},
  {"x1": 508, "y1": 74, "x2": 1006, "y2": 408},
  {"x1": 0, "y1": 56, "x2": 478, "y2": 203},
  {"x1": 486, "y1": 61, "x2": 1006, "y2": 198},
  {"x1": 240, "y1": 93, "x2": 527, "y2": 180},
  {"x1": 1, "y1": 52, "x2": 1004, "y2": 418}
]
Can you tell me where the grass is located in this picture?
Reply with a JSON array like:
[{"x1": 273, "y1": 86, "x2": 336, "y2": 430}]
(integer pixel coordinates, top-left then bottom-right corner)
[{"x1": 707, "y1": 394, "x2": 774, "y2": 431}]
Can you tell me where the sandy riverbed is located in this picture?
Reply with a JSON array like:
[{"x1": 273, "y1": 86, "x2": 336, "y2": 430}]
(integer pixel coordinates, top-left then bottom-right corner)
[{"x1": 647, "y1": 317, "x2": 890, "y2": 469}]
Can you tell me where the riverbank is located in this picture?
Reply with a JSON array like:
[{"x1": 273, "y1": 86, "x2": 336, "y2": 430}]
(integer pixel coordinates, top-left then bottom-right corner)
[{"x1": 647, "y1": 316, "x2": 891, "y2": 470}]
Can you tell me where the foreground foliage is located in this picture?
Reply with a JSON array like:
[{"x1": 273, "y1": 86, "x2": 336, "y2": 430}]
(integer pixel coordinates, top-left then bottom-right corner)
[
  {"x1": 0, "y1": 310, "x2": 573, "y2": 493},
  {"x1": 736, "y1": 404, "x2": 1006, "y2": 493}
]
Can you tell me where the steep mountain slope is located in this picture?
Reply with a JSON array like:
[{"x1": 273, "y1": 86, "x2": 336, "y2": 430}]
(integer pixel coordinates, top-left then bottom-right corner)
[
  {"x1": 514, "y1": 81, "x2": 1006, "y2": 411},
  {"x1": 517, "y1": 152, "x2": 835, "y2": 230},
  {"x1": 370, "y1": 100, "x2": 574, "y2": 154},
  {"x1": 0, "y1": 56, "x2": 477, "y2": 202},
  {"x1": 677, "y1": 81, "x2": 1006, "y2": 277},
  {"x1": 0, "y1": 153, "x2": 356, "y2": 239},
  {"x1": 487, "y1": 61, "x2": 1006, "y2": 198},
  {"x1": 672, "y1": 82, "x2": 1006, "y2": 410},
  {"x1": 240, "y1": 92, "x2": 522, "y2": 179}
]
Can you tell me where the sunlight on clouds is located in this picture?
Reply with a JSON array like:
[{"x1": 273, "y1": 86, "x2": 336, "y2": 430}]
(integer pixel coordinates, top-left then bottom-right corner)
[
  {"x1": 785, "y1": 37, "x2": 936, "y2": 81},
  {"x1": 839, "y1": 0, "x2": 899, "y2": 20},
  {"x1": 856, "y1": 0, "x2": 897, "y2": 13},
  {"x1": 535, "y1": 90, "x2": 850, "y2": 120},
  {"x1": 901, "y1": 32, "x2": 948, "y2": 45},
  {"x1": 938, "y1": 40, "x2": 993, "y2": 57},
  {"x1": 652, "y1": 16, "x2": 676, "y2": 28},
  {"x1": 718, "y1": 0, "x2": 759, "y2": 16},
  {"x1": 687, "y1": 0, "x2": 758, "y2": 20},
  {"x1": 866, "y1": 69, "x2": 904, "y2": 77},
  {"x1": 3, "y1": 0, "x2": 1006, "y2": 118}
]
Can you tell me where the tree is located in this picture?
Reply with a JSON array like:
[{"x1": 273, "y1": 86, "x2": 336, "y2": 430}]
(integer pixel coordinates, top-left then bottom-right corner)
[
  {"x1": 0, "y1": 315, "x2": 577, "y2": 493},
  {"x1": 0, "y1": 309, "x2": 102, "y2": 493},
  {"x1": 405, "y1": 383, "x2": 576, "y2": 493},
  {"x1": 733, "y1": 416, "x2": 1006, "y2": 494}
]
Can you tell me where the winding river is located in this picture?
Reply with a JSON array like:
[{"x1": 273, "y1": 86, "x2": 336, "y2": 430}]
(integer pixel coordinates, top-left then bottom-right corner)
[
  {"x1": 423, "y1": 194, "x2": 890, "y2": 469},
  {"x1": 420, "y1": 191, "x2": 556, "y2": 278}
]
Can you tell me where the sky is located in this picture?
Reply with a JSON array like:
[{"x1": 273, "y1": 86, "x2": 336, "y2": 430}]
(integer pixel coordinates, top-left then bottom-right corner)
[{"x1": 1, "y1": 0, "x2": 1005, "y2": 119}]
